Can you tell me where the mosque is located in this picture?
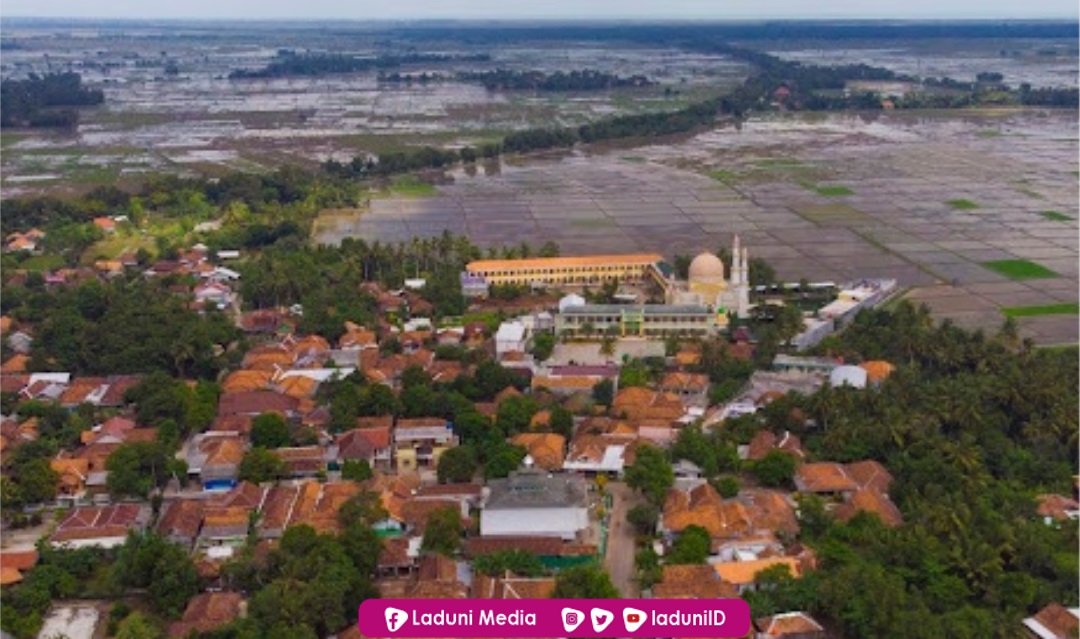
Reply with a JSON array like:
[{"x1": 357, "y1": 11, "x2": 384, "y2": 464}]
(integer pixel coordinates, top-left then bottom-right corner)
[
  {"x1": 464, "y1": 236, "x2": 753, "y2": 332},
  {"x1": 669, "y1": 235, "x2": 752, "y2": 320}
]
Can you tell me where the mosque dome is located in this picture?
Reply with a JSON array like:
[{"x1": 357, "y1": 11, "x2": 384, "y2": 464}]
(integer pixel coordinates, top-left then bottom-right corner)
[{"x1": 688, "y1": 252, "x2": 725, "y2": 284}]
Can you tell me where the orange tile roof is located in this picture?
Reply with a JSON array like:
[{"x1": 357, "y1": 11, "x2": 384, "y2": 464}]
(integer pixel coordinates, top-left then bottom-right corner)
[
  {"x1": 1037, "y1": 494, "x2": 1080, "y2": 521},
  {"x1": 202, "y1": 437, "x2": 246, "y2": 466},
  {"x1": 51, "y1": 457, "x2": 90, "y2": 482},
  {"x1": 494, "y1": 386, "x2": 522, "y2": 405},
  {"x1": 529, "y1": 410, "x2": 551, "y2": 430},
  {"x1": 675, "y1": 347, "x2": 703, "y2": 367},
  {"x1": 0, "y1": 550, "x2": 39, "y2": 572},
  {"x1": 845, "y1": 460, "x2": 893, "y2": 493},
  {"x1": 660, "y1": 372, "x2": 710, "y2": 393},
  {"x1": 835, "y1": 489, "x2": 903, "y2": 528},
  {"x1": 714, "y1": 557, "x2": 801, "y2": 586},
  {"x1": 531, "y1": 375, "x2": 597, "y2": 391},
  {"x1": 59, "y1": 377, "x2": 107, "y2": 406},
  {"x1": 1, "y1": 354, "x2": 29, "y2": 374},
  {"x1": 340, "y1": 329, "x2": 377, "y2": 349},
  {"x1": 741, "y1": 489, "x2": 799, "y2": 537},
  {"x1": 467, "y1": 253, "x2": 663, "y2": 272},
  {"x1": 654, "y1": 564, "x2": 737, "y2": 599},
  {"x1": 795, "y1": 463, "x2": 858, "y2": 494},
  {"x1": 242, "y1": 351, "x2": 294, "y2": 371},
  {"x1": 510, "y1": 433, "x2": 566, "y2": 471},
  {"x1": 168, "y1": 592, "x2": 244, "y2": 638},
  {"x1": 859, "y1": 360, "x2": 895, "y2": 383},
  {"x1": 663, "y1": 483, "x2": 752, "y2": 539},
  {"x1": 222, "y1": 370, "x2": 273, "y2": 393},
  {"x1": 203, "y1": 506, "x2": 250, "y2": 529},
  {"x1": 0, "y1": 566, "x2": 24, "y2": 585},
  {"x1": 289, "y1": 335, "x2": 331, "y2": 354},
  {"x1": 1030, "y1": 603, "x2": 1080, "y2": 639},
  {"x1": 276, "y1": 375, "x2": 318, "y2": 399}
]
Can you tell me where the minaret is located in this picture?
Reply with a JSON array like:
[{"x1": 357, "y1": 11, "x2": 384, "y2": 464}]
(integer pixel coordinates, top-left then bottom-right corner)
[
  {"x1": 737, "y1": 246, "x2": 751, "y2": 318},
  {"x1": 730, "y1": 235, "x2": 741, "y2": 286}
]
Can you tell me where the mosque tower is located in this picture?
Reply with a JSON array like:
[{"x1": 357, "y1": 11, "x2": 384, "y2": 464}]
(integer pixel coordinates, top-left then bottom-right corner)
[{"x1": 736, "y1": 246, "x2": 750, "y2": 318}]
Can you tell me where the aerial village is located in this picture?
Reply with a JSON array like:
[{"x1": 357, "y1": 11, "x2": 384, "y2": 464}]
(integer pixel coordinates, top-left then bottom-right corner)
[{"x1": 1, "y1": 234, "x2": 1076, "y2": 639}]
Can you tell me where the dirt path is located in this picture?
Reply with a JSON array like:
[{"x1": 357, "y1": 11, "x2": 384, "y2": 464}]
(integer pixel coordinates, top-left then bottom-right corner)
[{"x1": 603, "y1": 481, "x2": 642, "y2": 598}]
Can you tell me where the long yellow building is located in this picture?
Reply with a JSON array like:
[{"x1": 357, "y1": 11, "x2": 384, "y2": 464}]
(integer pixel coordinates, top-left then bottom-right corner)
[{"x1": 465, "y1": 253, "x2": 666, "y2": 287}]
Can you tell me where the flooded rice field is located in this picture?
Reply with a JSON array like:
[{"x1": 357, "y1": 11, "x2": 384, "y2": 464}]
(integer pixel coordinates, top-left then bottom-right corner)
[
  {"x1": 763, "y1": 39, "x2": 1078, "y2": 89},
  {"x1": 316, "y1": 109, "x2": 1078, "y2": 344},
  {"x1": 0, "y1": 28, "x2": 747, "y2": 193}
]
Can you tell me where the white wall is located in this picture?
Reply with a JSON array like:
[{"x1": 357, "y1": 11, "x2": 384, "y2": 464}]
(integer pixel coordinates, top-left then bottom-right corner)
[{"x1": 480, "y1": 507, "x2": 587, "y2": 540}]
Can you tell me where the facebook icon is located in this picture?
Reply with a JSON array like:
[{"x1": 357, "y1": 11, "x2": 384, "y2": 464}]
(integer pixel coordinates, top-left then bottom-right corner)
[{"x1": 385, "y1": 607, "x2": 407, "y2": 633}]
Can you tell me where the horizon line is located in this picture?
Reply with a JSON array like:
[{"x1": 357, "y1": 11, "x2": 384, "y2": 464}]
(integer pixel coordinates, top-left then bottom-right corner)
[{"x1": 2, "y1": 15, "x2": 1078, "y2": 22}]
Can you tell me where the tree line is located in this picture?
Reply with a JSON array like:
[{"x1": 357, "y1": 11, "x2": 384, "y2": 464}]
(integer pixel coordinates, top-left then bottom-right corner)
[
  {"x1": 229, "y1": 51, "x2": 490, "y2": 79},
  {"x1": 456, "y1": 68, "x2": 653, "y2": 91},
  {"x1": 0, "y1": 72, "x2": 104, "y2": 129}
]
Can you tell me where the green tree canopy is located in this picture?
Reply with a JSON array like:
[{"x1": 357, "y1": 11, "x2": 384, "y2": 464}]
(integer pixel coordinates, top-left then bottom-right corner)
[
  {"x1": 238, "y1": 448, "x2": 287, "y2": 484},
  {"x1": 436, "y1": 446, "x2": 477, "y2": 484},
  {"x1": 421, "y1": 506, "x2": 462, "y2": 557},
  {"x1": 624, "y1": 445, "x2": 674, "y2": 505},
  {"x1": 251, "y1": 412, "x2": 291, "y2": 448},
  {"x1": 550, "y1": 564, "x2": 620, "y2": 598},
  {"x1": 668, "y1": 525, "x2": 711, "y2": 565}
]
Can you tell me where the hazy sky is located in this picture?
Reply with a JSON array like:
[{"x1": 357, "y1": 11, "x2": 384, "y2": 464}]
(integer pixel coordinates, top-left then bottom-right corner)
[{"x1": 1, "y1": 0, "x2": 1077, "y2": 20}]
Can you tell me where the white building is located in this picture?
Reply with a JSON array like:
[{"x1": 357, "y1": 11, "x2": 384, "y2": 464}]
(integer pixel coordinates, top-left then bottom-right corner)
[
  {"x1": 480, "y1": 470, "x2": 589, "y2": 540},
  {"x1": 495, "y1": 321, "x2": 528, "y2": 357},
  {"x1": 830, "y1": 365, "x2": 868, "y2": 389}
]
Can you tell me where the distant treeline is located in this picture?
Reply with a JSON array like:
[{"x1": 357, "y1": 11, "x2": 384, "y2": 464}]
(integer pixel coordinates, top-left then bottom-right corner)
[
  {"x1": 0, "y1": 73, "x2": 104, "y2": 129},
  {"x1": 324, "y1": 97, "x2": 727, "y2": 179},
  {"x1": 704, "y1": 42, "x2": 1079, "y2": 112},
  {"x1": 457, "y1": 69, "x2": 653, "y2": 91},
  {"x1": 390, "y1": 21, "x2": 1079, "y2": 45},
  {"x1": 229, "y1": 50, "x2": 491, "y2": 79},
  {"x1": 377, "y1": 68, "x2": 654, "y2": 92},
  {"x1": 327, "y1": 40, "x2": 1078, "y2": 182}
]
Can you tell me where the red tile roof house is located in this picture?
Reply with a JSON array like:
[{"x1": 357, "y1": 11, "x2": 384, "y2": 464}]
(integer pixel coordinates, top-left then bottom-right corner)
[
  {"x1": 168, "y1": 592, "x2": 246, "y2": 638},
  {"x1": 333, "y1": 419, "x2": 393, "y2": 472},
  {"x1": 156, "y1": 498, "x2": 205, "y2": 550},
  {"x1": 273, "y1": 446, "x2": 330, "y2": 478},
  {"x1": 186, "y1": 433, "x2": 247, "y2": 485},
  {"x1": 1023, "y1": 603, "x2": 1080, "y2": 638},
  {"x1": 50, "y1": 504, "x2": 151, "y2": 549},
  {"x1": 217, "y1": 391, "x2": 300, "y2": 418}
]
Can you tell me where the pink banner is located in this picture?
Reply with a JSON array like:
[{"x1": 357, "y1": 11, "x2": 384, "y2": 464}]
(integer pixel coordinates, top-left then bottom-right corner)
[{"x1": 359, "y1": 599, "x2": 751, "y2": 638}]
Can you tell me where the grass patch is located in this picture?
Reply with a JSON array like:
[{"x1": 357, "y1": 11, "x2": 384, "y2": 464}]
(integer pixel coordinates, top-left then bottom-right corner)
[
  {"x1": 1016, "y1": 188, "x2": 1044, "y2": 200},
  {"x1": 947, "y1": 198, "x2": 980, "y2": 210},
  {"x1": 388, "y1": 176, "x2": 436, "y2": 198},
  {"x1": 756, "y1": 158, "x2": 804, "y2": 168},
  {"x1": 83, "y1": 232, "x2": 156, "y2": 263},
  {"x1": 1002, "y1": 303, "x2": 1080, "y2": 318},
  {"x1": 983, "y1": 259, "x2": 1060, "y2": 280},
  {"x1": 19, "y1": 254, "x2": 66, "y2": 272},
  {"x1": 811, "y1": 184, "x2": 854, "y2": 197},
  {"x1": 709, "y1": 170, "x2": 738, "y2": 183},
  {"x1": 620, "y1": 156, "x2": 646, "y2": 163},
  {"x1": 976, "y1": 129, "x2": 1004, "y2": 138},
  {"x1": 1039, "y1": 210, "x2": 1073, "y2": 222}
]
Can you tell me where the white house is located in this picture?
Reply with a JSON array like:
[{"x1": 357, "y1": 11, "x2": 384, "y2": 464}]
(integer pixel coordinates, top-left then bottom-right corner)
[
  {"x1": 480, "y1": 470, "x2": 589, "y2": 540},
  {"x1": 495, "y1": 321, "x2": 528, "y2": 357},
  {"x1": 194, "y1": 282, "x2": 234, "y2": 309}
]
